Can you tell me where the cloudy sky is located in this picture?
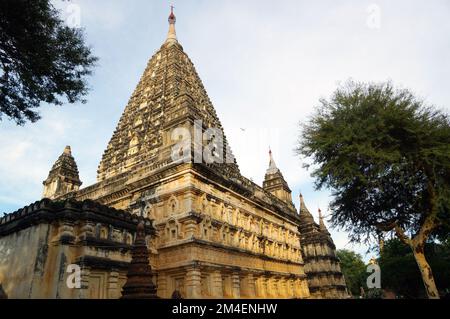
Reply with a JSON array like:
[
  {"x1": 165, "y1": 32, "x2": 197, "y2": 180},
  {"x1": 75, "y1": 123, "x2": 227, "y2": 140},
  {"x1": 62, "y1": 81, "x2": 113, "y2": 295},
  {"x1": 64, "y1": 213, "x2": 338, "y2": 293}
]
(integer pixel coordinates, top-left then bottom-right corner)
[{"x1": 1, "y1": 0, "x2": 449, "y2": 260}]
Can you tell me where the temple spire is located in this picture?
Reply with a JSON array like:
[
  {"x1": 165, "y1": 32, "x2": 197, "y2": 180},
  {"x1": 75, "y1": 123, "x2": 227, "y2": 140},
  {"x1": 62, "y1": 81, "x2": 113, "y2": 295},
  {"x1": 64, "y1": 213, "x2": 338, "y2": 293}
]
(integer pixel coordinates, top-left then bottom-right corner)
[
  {"x1": 299, "y1": 193, "x2": 314, "y2": 221},
  {"x1": 263, "y1": 149, "x2": 295, "y2": 208},
  {"x1": 96, "y1": 6, "x2": 240, "y2": 182},
  {"x1": 121, "y1": 221, "x2": 158, "y2": 299},
  {"x1": 42, "y1": 146, "x2": 82, "y2": 199},
  {"x1": 266, "y1": 148, "x2": 279, "y2": 175},
  {"x1": 166, "y1": 6, "x2": 177, "y2": 44},
  {"x1": 299, "y1": 193, "x2": 307, "y2": 211},
  {"x1": 318, "y1": 208, "x2": 330, "y2": 235}
]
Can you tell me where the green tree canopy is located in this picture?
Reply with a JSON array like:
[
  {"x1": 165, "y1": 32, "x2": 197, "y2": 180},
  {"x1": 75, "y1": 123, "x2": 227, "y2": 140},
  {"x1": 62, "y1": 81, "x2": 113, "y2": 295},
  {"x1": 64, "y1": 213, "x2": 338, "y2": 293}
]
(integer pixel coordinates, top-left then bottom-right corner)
[
  {"x1": 0, "y1": 0, "x2": 97, "y2": 125},
  {"x1": 379, "y1": 238, "x2": 450, "y2": 298},
  {"x1": 297, "y1": 80, "x2": 450, "y2": 298},
  {"x1": 336, "y1": 249, "x2": 367, "y2": 297}
]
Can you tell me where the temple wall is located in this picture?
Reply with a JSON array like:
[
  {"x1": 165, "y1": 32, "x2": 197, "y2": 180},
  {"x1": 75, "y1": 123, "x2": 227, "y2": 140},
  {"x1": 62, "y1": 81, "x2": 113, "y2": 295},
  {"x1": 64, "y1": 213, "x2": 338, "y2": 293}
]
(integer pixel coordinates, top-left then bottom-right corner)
[
  {"x1": 0, "y1": 224, "x2": 50, "y2": 298},
  {"x1": 156, "y1": 266, "x2": 309, "y2": 299},
  {"x1": 0, "y1": 204, "x2": 149, "y2": 299},
  {"x1": 128, "y1": 171, "x2": 303, "y2": 262}
]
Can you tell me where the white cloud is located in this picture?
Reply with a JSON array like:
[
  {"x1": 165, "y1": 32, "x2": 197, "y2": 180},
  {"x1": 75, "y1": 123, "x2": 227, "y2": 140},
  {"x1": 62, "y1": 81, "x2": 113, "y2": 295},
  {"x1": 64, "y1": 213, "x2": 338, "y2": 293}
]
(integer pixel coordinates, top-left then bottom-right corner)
[{"x1": 0, "y1": 105, "x2": 96, "y2": 209}]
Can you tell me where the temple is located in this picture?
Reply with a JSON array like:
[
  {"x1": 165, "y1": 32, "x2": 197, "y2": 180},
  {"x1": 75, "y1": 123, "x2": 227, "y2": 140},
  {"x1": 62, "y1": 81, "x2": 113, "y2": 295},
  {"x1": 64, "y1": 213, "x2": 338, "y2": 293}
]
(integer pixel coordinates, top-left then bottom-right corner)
[
  {"x1": 299, "y1": 199, "x2": 348, "y2": 298},
  {"x1": 42, "y1": 146, "x2": 82, "y2": 199},
  {"x1": 0, "y1": 9, "x2": 347, "y2": 299}
]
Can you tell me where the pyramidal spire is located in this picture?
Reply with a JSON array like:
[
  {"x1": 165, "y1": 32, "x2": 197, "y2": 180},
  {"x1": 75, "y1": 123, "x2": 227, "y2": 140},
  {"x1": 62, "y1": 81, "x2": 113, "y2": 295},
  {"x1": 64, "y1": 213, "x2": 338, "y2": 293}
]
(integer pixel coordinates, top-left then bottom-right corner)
[
  {"x1": 263, "y1": 149, "x2": 295, "y2": 208},
  {"x1": 166, "y1": 6, "x2": 177, "y2": 44},
  {"x1": 43, "y1": 146, "x2": 82, "y2": 199},
  {"x1": 97, "y1": 9, "x2": 240, "y2": 182},
  {"x1": 266, "y1": 148, "x2": 279, "y2": 175},
  {"x1": 121, "y1": 221, "x2": 158, "y2": 299},
  {"x1": 299, "y1": 193, "x2": 314, "y2": 220},
  {"x1": 318, "y1": 208, "x2": 331, "y2": 235}
]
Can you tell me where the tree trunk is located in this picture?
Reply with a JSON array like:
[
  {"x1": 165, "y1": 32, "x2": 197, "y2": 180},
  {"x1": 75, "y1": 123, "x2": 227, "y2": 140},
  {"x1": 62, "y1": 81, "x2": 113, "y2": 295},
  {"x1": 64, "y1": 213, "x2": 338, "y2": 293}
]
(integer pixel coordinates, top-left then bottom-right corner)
[{"x1": 411, "y1": 242, "x2": 440, "y2": 299}]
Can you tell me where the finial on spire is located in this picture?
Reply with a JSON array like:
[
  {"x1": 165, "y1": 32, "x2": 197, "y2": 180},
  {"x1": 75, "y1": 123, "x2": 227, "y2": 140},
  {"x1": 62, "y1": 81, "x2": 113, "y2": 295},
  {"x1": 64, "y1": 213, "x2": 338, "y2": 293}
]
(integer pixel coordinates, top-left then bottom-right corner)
[
  {"x1": 64, "y1": 145, "x2": 71, "y2": 155},
  {"x1": 166, "y1": 6, "x2": 178, "y2": 44},
  {"x1": 169, "y1": 5, "x2": 176, "y2": 24},
  {"x1": 299, "y1": 193, "x2": 306, "y2": 209}
]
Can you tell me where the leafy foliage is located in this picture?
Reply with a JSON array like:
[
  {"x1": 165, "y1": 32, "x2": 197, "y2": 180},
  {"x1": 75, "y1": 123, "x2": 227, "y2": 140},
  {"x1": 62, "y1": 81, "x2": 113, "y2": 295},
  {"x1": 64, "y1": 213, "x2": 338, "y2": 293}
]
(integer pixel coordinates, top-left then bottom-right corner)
[
  {"x1": 0, "y1": 0, "x2": 97, "y2": 125},
  {"x1": 379, "y1": 238, "x2": 450, "y2": 298},
  {"x1": 297, "y1": 80, "x2": 450, "y2": 244},
  {"x1": 336, "y1": 249, "x2": 367, "y2": 297}
]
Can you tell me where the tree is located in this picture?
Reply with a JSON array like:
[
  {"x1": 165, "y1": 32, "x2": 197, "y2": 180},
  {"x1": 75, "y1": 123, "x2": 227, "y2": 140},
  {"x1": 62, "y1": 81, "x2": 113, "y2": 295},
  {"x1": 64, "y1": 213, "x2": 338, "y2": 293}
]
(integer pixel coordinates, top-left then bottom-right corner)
[
  {"x1": 297, "y1": 80, "x2": 450, "y2": 298},
  {"x1": 379, "y1": 238, "x2": 427, "y2": 298},
  {"x1": 379, "y1": 238, "x2": 450, "y2": 298},
  {"x1": 336, "y1": 249, "x2": 367, "y2": 297},
  {"x1": 0, "y1": 0, "x2": 97, "y2": 125}
]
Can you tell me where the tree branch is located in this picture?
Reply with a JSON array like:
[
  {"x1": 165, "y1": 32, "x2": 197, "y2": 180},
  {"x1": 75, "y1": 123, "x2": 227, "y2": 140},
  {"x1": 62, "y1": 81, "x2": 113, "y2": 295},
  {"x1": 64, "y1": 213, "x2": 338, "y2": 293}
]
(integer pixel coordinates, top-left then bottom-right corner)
[
  {"x1": 394, "y1": 225, "x2": 411, "y2": 245},
  {"x1": 413, "y1": 179, "x2": 439, "y2": 245},
  {"x1": 375, "y1": 220, "x2": 396, "y2": 232},
  {"x1": 376, "y1": 221, "x2": 411, "y2": 245}
]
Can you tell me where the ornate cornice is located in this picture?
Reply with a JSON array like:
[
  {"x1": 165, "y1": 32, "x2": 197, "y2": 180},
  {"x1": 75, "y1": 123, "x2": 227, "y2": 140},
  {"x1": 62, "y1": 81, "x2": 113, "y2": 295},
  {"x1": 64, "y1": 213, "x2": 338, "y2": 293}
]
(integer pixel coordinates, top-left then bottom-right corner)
[{"x1": 0, "y1": 198, "x2": 154, "y2": 237}]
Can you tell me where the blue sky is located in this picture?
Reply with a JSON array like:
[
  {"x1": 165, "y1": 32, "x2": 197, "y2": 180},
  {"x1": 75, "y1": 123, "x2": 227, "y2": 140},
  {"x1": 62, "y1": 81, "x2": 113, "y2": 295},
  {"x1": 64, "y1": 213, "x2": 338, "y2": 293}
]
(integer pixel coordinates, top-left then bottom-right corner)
[{"x1": 1, "y1": 0, "x2": 449, "y2": 260}]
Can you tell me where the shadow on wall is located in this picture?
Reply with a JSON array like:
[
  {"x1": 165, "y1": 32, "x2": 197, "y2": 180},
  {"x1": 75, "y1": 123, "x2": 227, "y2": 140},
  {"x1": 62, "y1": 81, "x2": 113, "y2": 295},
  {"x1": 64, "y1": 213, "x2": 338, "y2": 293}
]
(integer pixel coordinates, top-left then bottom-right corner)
[
  {"x1": 0, "y1": 283, "x2": 7, "y2": 299},
  {"x1": 0, "y1": 270, "x2": 7, "y2": 299}
]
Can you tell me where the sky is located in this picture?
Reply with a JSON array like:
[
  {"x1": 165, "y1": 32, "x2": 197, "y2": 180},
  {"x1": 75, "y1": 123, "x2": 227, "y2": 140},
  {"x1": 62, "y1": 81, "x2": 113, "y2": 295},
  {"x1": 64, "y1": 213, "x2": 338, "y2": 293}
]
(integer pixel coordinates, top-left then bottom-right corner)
[{"x1": 1, "y1": 0, "x2": 449, "y2": 260}]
